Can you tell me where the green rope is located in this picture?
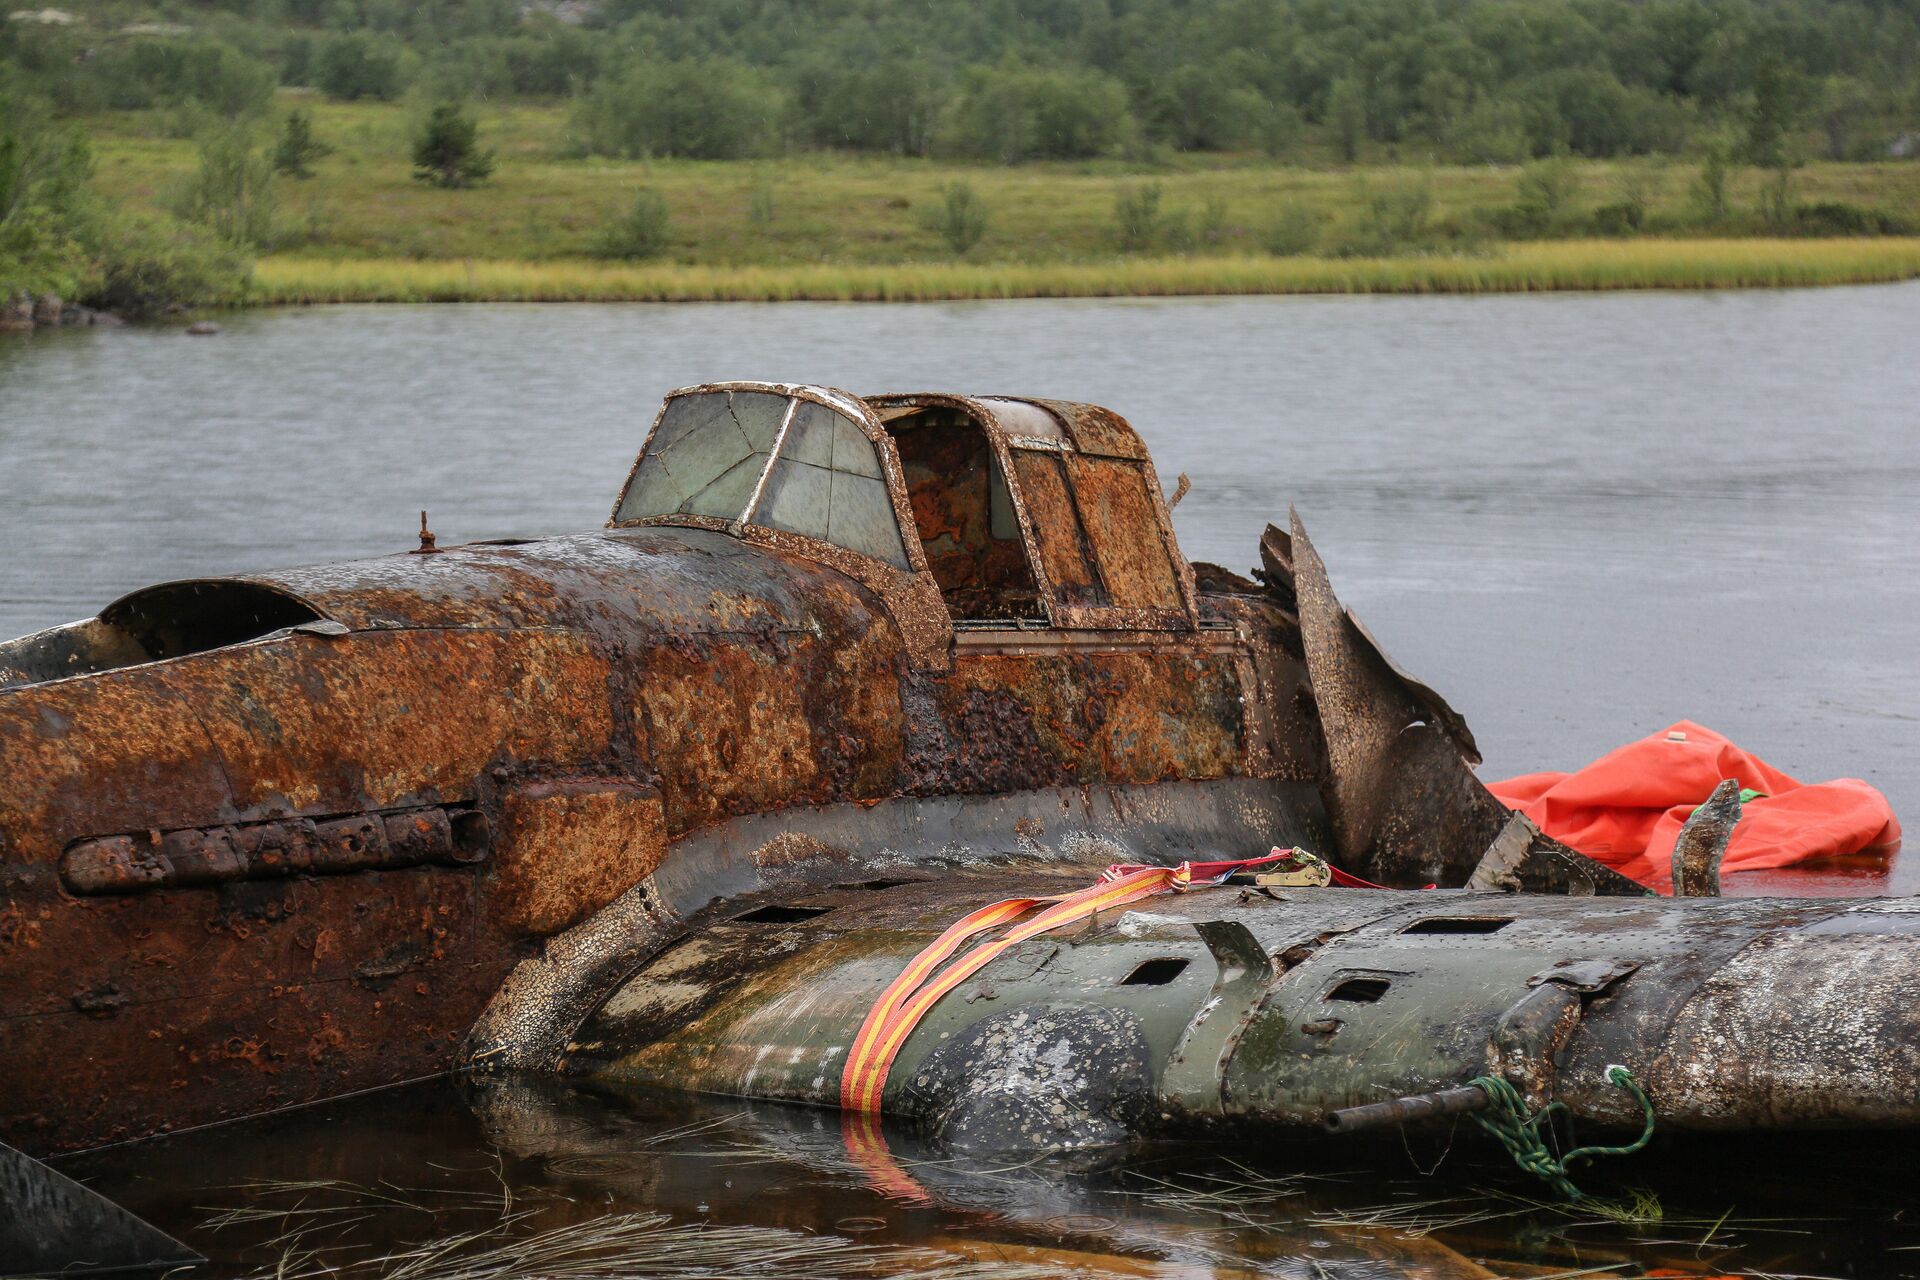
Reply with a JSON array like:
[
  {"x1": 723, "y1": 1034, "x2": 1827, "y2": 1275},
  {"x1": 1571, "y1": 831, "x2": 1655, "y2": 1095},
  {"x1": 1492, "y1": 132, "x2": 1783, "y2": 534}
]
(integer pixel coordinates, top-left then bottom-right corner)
[{"x1": 1466, "y1": 1066, "x2": 1656, "y2": 1200}]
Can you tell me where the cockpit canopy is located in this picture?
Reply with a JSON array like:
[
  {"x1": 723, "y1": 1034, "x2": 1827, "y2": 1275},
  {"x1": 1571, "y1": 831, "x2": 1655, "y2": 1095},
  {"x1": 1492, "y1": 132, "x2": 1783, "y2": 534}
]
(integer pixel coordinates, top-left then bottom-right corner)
[
  {"x1": 611, "y1": 386, "x2": 910, "y2": 570},
  {"x1": 612, "y1": 382, "x2": 1199, "y2": 633}
]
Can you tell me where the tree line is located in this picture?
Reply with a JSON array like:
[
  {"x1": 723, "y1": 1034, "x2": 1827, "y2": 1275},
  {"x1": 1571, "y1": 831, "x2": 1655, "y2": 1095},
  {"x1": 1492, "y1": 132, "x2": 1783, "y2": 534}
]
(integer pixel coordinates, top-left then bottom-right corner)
[{"x1": 4, "y1": 0, "x2": 1918, "y2": 164}]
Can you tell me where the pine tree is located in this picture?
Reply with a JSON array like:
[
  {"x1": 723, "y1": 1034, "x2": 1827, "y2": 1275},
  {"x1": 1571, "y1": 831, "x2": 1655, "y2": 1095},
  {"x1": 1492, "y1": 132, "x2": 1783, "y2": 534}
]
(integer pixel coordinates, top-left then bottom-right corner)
[
  {"x1": 271, "y1": 109, "x2": 331, "y2": 180},
  {"x1": 411, "y1": 105, "x2": 495, "y2": 189}
]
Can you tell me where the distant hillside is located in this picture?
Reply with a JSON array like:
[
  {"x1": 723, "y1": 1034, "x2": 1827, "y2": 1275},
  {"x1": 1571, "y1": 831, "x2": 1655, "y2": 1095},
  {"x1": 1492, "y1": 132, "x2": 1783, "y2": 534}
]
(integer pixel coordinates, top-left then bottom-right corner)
[{"x1": 6, "y1": 0, "x2": 1919, "y2": 163}]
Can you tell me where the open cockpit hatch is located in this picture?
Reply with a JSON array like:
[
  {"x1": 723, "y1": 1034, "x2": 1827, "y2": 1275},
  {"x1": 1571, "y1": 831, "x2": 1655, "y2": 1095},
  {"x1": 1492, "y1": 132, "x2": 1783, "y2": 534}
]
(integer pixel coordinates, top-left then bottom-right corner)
[{"x1": 0, "y1": 580, "x2": 327, "y2": 690}]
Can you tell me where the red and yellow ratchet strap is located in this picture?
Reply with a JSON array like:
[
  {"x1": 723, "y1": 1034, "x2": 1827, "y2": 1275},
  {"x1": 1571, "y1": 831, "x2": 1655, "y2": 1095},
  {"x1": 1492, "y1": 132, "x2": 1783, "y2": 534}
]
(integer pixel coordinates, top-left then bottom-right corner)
[{"x1": 838, "y1": 846, "x2": 1366, "y2": 1115}]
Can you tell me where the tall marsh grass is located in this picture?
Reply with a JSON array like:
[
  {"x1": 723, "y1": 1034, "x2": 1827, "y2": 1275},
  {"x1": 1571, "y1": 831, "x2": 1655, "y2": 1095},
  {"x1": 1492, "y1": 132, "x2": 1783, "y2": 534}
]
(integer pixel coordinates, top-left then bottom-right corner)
[{"x1": 255, "y1": 239, "x2": 1920, "y2": 304}]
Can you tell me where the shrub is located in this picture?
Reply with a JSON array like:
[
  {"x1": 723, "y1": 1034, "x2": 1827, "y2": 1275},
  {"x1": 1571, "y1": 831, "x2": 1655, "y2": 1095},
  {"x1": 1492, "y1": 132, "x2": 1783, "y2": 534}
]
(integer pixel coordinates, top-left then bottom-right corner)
[
  {"x1": 1791, "y1": 201, "x2": 1914, "y2": 236},
  {"x1": 168, "y1": 129, "x2": 277, "y2": 249},
  {"x1": 162, "y1": 102, "x2": 215, "y2": 141},
  {"x1": 279, "y1": 32, "x2": 315, "y2": 86},
  {"x1": 933, "y1": 182, "x2": 988, "y2": 256},
  {"x1": 1758, "y1": 164, "x2": 1796, "y2": 228},
  {"x1": 1692, "y1": 139, "x2": 1738, "y2": 223},
  {"x1": 1744, "y1": 57, "x2": 1807, "y2": 170},
  {"x1": 1151, "y1": 65, "x2": 1269, "y2": 151},
  {"x1": 421, "y1": 33, "x2": 602, "y2": 101},
  {"x1": 76, "y1": 210, "x2": 250, "y2": 317},
  {"x1": 1326, "y1": 75, "x2": 1367, "y2": 161},
  {"x1": 495, "y1": 31, "x2": 603, "y2": 96},
  {"x1": 1618, "y1": 160, "x2": 1661, "y2": 229},
  {"x1": 1257, "y1": 100, "x2": 1306, "y2": 159},
  {"x1": 1589, "y1": 201, "x2": 1640, "y2": 235},
  {"x1": 747, "y1": 176, "x2": 776, "y2": 230},
  {"x1": 1161, "y1": 207, "x2": 1195, "y2": 254},
  {"x1": 792, "y1": 58, "x2": 943, "y2": 156},
  {"x1": 1263, "y1": 204, "x2": 1324, "y2": 256},
  {"x1": 88, "y1": 39, "x2": 276, "y2": 117},
  {"x1": 0, "y1": 95, "x2": 91, "y2": 296},
  {"x1": 1113, "y1": 183, "x2": 1163, "y2": 252},
  {"x1": 412, "y1": 105, "x2": 494, "y2": 189},
  {"x1": 1509, "y1": 155, "x2": 1579, "y2": 233},
  {"x1": 1450, "y1": 98, "x2": 1533, "y2": 165},
  {"x1": 1332, "y1": 177, "x2": 1435, "y2": 256},
  {"x1": 592, "y1": 189, "x2": 672, "y2": 260},
  {"x1": 1509, "y1": 68, "x2": 1686, "y2": 158},
  {"x1": 1196, "y1": 195, "x2": 1229, "y2": 247},
  {"x1": 572, "y1": 59, "x2": 784, "y2": 160}
]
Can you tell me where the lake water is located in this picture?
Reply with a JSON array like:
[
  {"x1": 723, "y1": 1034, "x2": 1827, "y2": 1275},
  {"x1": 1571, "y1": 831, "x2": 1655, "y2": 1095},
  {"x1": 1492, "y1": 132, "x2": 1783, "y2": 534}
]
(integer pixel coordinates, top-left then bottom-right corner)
[{"x1": 7, "y1": 288, "x2": 1920, "y2": 1276}]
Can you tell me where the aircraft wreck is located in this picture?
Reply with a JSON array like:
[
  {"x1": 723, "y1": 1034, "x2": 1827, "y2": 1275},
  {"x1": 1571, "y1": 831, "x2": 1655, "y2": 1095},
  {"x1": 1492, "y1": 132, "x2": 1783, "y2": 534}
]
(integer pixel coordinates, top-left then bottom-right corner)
[{"x1": 0, "y1": 383, "x2": 1912, "y2": 1261}]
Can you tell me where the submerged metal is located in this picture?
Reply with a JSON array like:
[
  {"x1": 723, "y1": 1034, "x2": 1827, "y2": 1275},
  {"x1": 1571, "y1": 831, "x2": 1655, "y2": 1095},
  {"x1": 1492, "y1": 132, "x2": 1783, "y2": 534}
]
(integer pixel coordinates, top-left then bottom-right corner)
[
  {"x1": 559, "y1": 865, "x2": 1920, "y2": 1148},
  {"x1": 0, "y1": 1142, "x2": 200, "y2": 1276}
]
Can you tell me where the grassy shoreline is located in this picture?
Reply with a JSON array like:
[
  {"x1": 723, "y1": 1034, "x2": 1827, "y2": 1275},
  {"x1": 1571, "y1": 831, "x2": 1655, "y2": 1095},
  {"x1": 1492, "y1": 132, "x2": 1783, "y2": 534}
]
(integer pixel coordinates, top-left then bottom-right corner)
[
  {"x1": 68, "y1": 98, "x2": 1920, "y2": 307},
  {"x1": 255, "y1": 238, "x2": 1920, "y2": 303}
]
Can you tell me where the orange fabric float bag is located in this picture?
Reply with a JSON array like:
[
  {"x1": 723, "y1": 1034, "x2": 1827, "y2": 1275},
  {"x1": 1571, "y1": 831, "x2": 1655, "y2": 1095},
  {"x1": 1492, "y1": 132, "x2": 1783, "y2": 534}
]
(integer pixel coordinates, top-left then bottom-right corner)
[{"x1": 1488, "y1": 720, "x2": 1901, "y2": 888}]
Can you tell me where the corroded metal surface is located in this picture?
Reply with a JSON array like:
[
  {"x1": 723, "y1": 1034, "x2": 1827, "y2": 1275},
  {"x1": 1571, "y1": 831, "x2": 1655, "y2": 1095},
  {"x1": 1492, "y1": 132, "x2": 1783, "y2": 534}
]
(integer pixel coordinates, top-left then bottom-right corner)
[
  {"x1": 59, "y1": 803, "x2": 487, "y2": 895},
  {"x1": 1672, "y1": 778, "x2": 1739, "y2": 896},
  {"x1": 868, "y1": 392, "x2": 1199, "y2": 631},
  {"x1": 565, "y1": 871, "x2": 1920, "y2": 1143},
  {"x1": 465, "y1": 777, "x2": 1325, "y2": 1074}
]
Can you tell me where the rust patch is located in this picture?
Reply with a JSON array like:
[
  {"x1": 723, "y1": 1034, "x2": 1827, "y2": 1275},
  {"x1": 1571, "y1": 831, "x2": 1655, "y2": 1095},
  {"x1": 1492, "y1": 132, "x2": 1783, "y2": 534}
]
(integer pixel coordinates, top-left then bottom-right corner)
[
  {"x1": 1062, "y1": 454, "x2": 1185, "y2": 612},
  {"x1": 1023, "y1": 398, "x2": 1151, "y2": 461},
  {"x1": 1009, "y1": 451, "x2": 1107, "y2": 609},
  {"x1": 58, "y1": 803, "x2": 486, "y2": 895},
  {"x1": 184, "y1": 628, "x2": 616, "y2": 819},
  {"x1": 490, "y1": 780, "x2": 667, "y2": 937},
  {"x1": 908, "y1": 648, "x2": 1244, "y2": 795},
  {"x1": 0, "y1": 863, "x2": 505, "y2": 1153}
]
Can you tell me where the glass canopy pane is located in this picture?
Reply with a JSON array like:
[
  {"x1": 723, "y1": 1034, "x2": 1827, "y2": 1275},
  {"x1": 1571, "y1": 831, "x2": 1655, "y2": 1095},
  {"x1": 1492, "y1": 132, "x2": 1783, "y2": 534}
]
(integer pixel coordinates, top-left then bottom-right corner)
[
  {"x1": 617, "y1": 390, "x2": 784, "y2": 522},
  {"x1": 755, "y1": 458, "x2": 833, "y2": 539},
  {"x1": 829, "y1": 471, "x2": 910, "y2": 568}
]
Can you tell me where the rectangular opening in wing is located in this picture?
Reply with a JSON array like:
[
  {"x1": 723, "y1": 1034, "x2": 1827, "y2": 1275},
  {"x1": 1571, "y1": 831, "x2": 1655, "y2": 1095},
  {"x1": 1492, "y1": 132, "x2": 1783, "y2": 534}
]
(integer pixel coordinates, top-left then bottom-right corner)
[
  {"x1": 1401, "y1": 918, "x2": 1513, "y2": 936},
  {"x1": 1326, "y1": 977, "x2": 1391, "y2": 1003},
  {"x1": 1120, "y1": 957, "x2": 1189, "y2": 986}
]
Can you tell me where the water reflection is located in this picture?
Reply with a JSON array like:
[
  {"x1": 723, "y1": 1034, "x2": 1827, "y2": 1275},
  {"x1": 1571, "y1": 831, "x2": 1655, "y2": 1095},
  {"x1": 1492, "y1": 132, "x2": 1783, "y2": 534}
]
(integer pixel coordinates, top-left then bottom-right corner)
[{"x1": 60, "y1": 1076, "x2": 1920, "y2": 1278}]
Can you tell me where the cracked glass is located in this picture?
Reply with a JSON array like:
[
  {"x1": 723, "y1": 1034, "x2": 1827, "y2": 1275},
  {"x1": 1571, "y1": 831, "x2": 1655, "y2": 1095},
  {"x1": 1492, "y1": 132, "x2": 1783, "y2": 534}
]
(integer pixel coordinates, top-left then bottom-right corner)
[
  {"x1": 616, "y1": 391, "x2": 788, "y2": 522},
  {"x1": 754, "y1": 404, "x2": 909, "y2": 569}
]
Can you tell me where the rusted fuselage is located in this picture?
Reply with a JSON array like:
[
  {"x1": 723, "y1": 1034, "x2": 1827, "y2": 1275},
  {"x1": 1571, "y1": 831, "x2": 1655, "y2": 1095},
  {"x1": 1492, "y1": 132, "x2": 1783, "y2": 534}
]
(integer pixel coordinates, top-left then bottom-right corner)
[{"x1": 2, "y1": 383, "x2": 1614, "y2": 1156}]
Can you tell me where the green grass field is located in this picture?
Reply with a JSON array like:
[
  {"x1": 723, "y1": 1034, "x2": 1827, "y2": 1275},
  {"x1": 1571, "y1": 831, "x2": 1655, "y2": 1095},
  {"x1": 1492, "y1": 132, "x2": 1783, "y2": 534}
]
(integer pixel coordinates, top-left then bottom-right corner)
[
  {"x1": 86, "y1": 95, "x2": 1920, "y2": 300},
  {"x1": 253, "y1": 240, "x2": 1920, "y2": 302}
]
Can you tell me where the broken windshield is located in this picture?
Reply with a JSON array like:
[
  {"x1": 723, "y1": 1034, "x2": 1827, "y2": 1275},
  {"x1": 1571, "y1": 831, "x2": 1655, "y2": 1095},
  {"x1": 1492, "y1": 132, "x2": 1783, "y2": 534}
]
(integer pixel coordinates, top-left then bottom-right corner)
[{"x1": 615, "y1": 389, "x2": 911, "y2": 571}]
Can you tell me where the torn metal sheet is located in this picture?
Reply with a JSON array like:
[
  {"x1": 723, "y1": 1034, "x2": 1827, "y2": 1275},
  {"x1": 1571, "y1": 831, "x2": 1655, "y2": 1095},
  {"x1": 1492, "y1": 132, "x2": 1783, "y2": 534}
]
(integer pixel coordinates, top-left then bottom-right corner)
[
  {"x1": 1287, "y1": 510, "x2": 1641, "y2": 895},
  {"x1": 0, "y1": 1141, "x2": 200, "y2": 1276},
  {"x1": 1672, "y1": 778, "x2": 1740, "y2": 896}
]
